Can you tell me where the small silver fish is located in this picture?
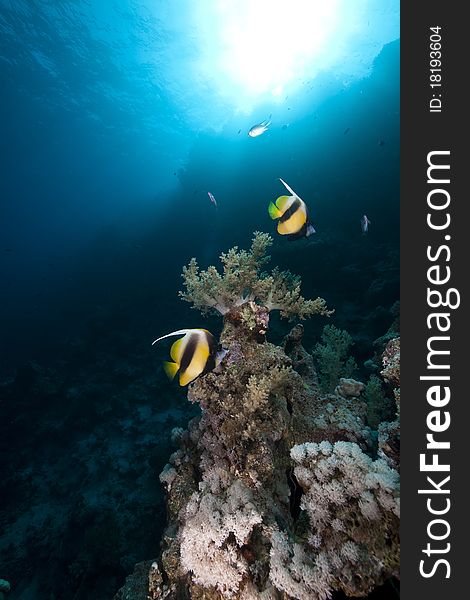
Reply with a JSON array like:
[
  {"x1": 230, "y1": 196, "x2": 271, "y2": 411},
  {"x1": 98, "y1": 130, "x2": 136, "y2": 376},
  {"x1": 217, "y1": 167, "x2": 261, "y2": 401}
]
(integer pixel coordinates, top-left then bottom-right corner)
[
  {"x1": 361, "y1": 214, "x2": 371, "y2": 234},
  {"x1": 248, "y1": 115, "x2": 271, "y2": 138},
  {"x1": 208, "y1": 191, "x2": 217, "y2": 209}
]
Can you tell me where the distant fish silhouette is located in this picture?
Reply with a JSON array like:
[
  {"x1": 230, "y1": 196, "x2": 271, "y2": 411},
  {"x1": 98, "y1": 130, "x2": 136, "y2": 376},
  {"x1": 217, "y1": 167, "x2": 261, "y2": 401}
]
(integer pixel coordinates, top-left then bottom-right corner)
[
  {"x1": 361, "y1": 214, "x2": 371, "y2": 234},
  {"x1": 343, "y1": 128, "x2": 350, "y2": 135},
  {"x1": 238, "y1": 129, "x2": 241, "y2": 135},
  {"x1": 208, "y1": 191, "x2": 217, "y2": 209}
]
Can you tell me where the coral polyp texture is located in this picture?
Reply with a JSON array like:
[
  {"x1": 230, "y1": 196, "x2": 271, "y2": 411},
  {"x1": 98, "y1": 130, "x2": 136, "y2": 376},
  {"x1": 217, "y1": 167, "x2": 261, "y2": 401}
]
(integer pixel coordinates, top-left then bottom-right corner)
[
  {"x1": 115, "y1": 236, "x2": 399, "y2": 600},
  {"x1": 180, "y1": 231, "x2": 333, "y2": 324}
]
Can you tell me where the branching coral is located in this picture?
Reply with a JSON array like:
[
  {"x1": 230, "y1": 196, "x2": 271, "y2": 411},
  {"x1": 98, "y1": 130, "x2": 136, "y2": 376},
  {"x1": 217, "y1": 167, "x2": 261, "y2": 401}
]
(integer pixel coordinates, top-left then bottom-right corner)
[
  {"x1": 313, "y1": 325, "x2": 357, "y2": 393},
  {"x1": 180, "y1": 232, "x2": 332, "y2": 322},
  {"x1": 364, "y1": 374, "x2": 386, "y2": 429}
]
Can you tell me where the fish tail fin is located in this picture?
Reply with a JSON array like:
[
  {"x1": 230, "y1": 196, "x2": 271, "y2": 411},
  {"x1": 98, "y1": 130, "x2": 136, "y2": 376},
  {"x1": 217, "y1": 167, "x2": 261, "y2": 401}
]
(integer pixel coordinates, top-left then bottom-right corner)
[
  {"x1": 163, "y1": 361, "x2": 179, "y2": 381},
  {"x1": 306, "y1": 224, "x2": 316, "y2": 236},
  {"x1": 215, "y1": 348, "x2": 228, "y2": 367},
  {"x1": 268, "y1": 202, "x2": 282, "y2": 219}
]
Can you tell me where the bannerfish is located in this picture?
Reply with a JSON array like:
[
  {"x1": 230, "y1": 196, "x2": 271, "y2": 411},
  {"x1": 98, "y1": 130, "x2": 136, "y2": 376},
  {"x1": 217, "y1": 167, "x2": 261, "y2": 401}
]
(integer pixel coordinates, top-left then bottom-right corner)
[
  {"x1": 268, "y1": 178, "x2": 316, "y2": 240},
  {"x1": 361, "y1": 214, "x2": 371, "y2": 234},
  {"x1": 208, "y1": 191, "x2": 217, "y2": 209},
  {"x1": 152, "y1": 328, "x2": 226, "y2": 386},
  {"x1": 248, "y1": 115, "x2": 271, "y2": 138}
]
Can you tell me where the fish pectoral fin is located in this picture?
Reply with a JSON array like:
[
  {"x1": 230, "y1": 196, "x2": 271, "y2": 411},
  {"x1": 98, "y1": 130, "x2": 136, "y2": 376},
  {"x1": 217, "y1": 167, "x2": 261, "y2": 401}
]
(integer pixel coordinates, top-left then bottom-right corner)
[
  {"x1": 275, "y1": 195, "x2": 291, "y2": 211},
  {"x1": 163, "y1": 361, "x2": 179, "y2": 380},
  {"x1": 268, "y1": 202, "x2": 282, "y2": 219},
  {"x1": 170, "y1": 338, "x2": 184, "y2": 362}
]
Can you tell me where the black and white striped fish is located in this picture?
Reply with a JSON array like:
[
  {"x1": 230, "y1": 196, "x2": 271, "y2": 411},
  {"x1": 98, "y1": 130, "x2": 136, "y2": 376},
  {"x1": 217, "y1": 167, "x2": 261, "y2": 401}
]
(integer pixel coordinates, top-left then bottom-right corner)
[
  {"x1": 152, "y1": 328, "x2": 226, "y2": 386},
  {"x1": 268, "y1": 178, "x2": 316, "y2": 240}
]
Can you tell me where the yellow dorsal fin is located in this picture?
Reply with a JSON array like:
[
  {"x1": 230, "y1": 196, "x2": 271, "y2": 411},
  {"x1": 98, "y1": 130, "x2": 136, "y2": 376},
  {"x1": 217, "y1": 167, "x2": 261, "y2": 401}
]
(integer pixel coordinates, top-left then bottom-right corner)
[{"x1": 163, "y1": 361, "x2": 179, "y2": 380}]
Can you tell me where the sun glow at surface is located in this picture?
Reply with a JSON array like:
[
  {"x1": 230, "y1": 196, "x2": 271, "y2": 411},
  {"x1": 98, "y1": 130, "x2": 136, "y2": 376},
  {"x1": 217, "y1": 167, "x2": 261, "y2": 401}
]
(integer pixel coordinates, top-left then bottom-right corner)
[
  {"x1": 188, "y1": 0, "x2": 399, "y2": 118},
  {"x1": 215, "y1": 0, "x2": 339, "y2": 97}
]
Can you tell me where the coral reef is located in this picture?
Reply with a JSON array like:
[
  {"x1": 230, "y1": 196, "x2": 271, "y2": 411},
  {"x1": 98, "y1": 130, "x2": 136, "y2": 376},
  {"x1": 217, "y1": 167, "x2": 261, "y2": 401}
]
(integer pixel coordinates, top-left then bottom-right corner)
[
  {"x1": 313, "y1": 325, "x2": 357, "y2": 393},
  {"x1": 113, "y1": 235, "x2": 399, "y2": 600},
  {"x1": 377, "y1": 338, "x2": 401, "y2": 469},
  {"x1": 364, "y1": 374, "x2": 386, "y2": 429},
  {"x1": 277, "y1": 441, "x2": 399, "y2": 599},
  {"x1": 114, "y1": 561, "x2": 162, "y2": 600},
  {"x1": 180, "y1": 231, "x2": 333, "y2": 325}
]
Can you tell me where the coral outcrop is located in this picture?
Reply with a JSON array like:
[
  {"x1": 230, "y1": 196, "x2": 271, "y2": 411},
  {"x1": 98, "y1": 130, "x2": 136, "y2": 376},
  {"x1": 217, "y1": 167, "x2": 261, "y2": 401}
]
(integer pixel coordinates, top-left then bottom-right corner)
[
  {"x1": 180, "y1": 232, "x2": 333, "y2": 325},
  {"x1": 115, "y1": 234, "x2": 400, "y2": 600},
  {"x1": 313, "y1": 325, "x2": 357, "y2": 393},
  {"x1": 377, "y1": 338, "x2": 401, "y2": 470},
  {"x1": 0, "y1": 580, "x2": 10, "y2": 600}
]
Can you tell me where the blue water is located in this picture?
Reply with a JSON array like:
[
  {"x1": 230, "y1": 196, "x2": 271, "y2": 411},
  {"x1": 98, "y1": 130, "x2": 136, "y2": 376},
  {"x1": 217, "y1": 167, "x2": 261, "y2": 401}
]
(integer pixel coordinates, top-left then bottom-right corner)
[{"x1": 0, "y1": 1, "x2": 399, "y2": 597}]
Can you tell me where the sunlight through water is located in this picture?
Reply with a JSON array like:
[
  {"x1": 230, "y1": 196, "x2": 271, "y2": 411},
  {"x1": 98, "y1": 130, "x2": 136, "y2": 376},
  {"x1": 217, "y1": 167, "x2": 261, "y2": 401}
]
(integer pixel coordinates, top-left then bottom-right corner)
[{"x1": 189, "y1": 0, "x2": 399, "y2": 118}]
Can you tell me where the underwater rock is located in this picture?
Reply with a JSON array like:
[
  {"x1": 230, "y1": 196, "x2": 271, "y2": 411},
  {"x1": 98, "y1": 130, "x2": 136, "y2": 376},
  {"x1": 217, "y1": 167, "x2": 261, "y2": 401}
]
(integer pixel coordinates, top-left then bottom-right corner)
[
  {"x1": 113, "y1": 561, "x2": 160, "y2": 600},
  {"x1": 282, "y1": 324, "x2": 319, "y2": 387},
  {"x1": 0, "y1": 579, "x2": 11, "y2": 600},
  {"x1": 335, "y1": 377, "x2": 365, "y2": 397},
  {"x1": 381, "y1": 337, "x2": 401, "y2": 390}
]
